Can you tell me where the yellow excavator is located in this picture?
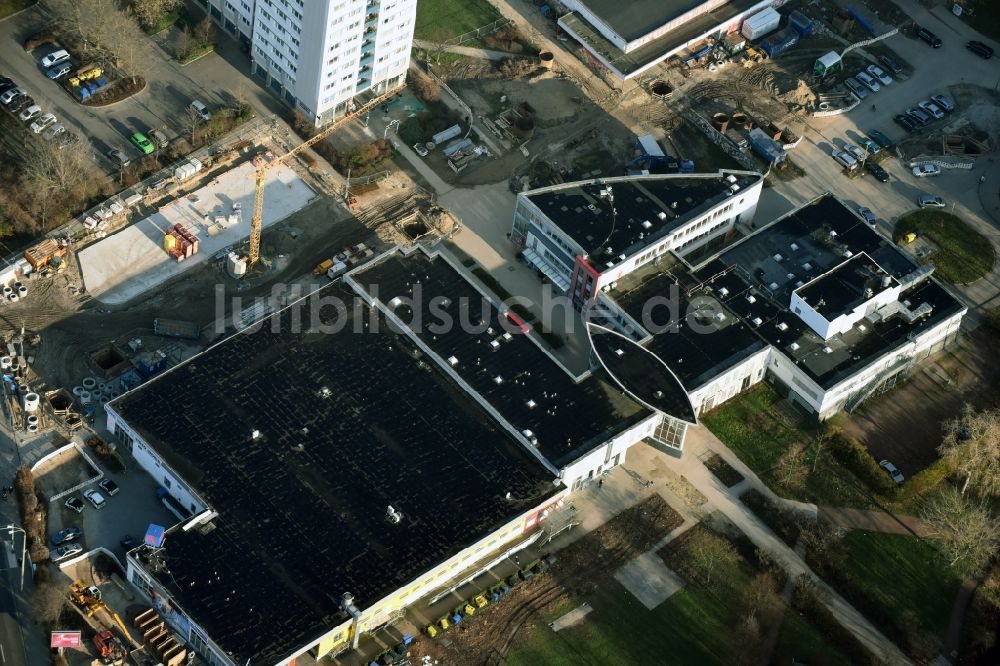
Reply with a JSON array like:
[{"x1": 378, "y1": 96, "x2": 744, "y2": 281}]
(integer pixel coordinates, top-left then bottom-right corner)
[{"x1": 68, "y1": 580, "x2": 134, "y2": 644}]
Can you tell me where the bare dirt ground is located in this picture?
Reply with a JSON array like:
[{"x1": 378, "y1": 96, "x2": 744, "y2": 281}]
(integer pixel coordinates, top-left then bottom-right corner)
[
  {"x1": 842, "y1": 330, "x2": 1000, "y2": 472},
  {"x1": 412, "y1": 494, "x2": 682, "y2": 665},
  {"x1": 32, "y1": 445, "x2": 98, "y2": 498}
]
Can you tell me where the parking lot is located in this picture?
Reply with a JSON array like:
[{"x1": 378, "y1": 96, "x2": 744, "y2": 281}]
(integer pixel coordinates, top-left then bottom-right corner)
[{"x1": 0, "y1": 3, "x2": 284, "y2": 176}]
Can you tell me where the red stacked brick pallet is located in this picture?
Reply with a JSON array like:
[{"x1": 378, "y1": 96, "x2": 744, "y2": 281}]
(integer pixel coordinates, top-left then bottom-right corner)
[{"x1": 165, "y1": 224, "x2": 200, "y2": 263}]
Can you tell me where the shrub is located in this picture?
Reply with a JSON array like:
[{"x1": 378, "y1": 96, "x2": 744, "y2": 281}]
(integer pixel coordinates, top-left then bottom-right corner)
[
  {"x1": 828, "y1": 432, "x2": 897, "y2": 496},
  {"x1": 739, "y1": 488, "x2": 804, "y2": 546},
  {"x1": 408, "y1": 67, "x2": 441, "y2": 103},
  {"x1": 792, "y1": 575, "x2": 877, "y2": 665}
]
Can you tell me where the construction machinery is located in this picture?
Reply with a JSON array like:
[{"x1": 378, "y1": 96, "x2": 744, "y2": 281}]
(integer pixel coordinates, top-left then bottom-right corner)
[
  {"x1": 244, "y1": 87, "x2": 402, "y2": 272},
  {"x1": 93, "y1": 630, "x2": 128, "y2": 664},
  {"x1": 68, "y1": 581, "x2": 135, "y2": 645}
]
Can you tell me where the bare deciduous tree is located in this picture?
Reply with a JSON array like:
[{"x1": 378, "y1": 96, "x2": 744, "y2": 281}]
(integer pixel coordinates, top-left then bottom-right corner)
[
  {"x1": 921, "y1": 487, "x2": 1000, "y2": 572},
  {"x1": 31, "y1": 582, "x2": 67, "y2": 626},
  {"x1": 183, "y1": 106, "x2": 202, "y2": 144},
  {"x1": 939, "y1": 405, "x2": 1000, "y2": 497},
  {"x1": 774, "y1": 442, "x2": 808, "y2": 491},
  {"x1": 683, "y1": 529, "x2": 739, "y2": 587},
  {"x1": 130, "y1": 0, "x2": 182, "y2": 29}
]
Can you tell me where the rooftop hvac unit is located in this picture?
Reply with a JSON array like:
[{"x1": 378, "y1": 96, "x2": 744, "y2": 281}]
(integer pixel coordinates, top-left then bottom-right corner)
[
  {"x1": 642, "y1": 220, "x2": 653, "y2": 229},
  {"x1": 789, "y1": 342, "x2": 800, "y2": 351},
  {"x1": 493, "y1": 375, "x2": 503, "y2": 384},
  {"x1": 730, "y1": 185, "x2": 740, "y2": 194},
  {"x1": 769, "y1": 282, "x2": 779, "y2": 290},
  {"x1": 599, "y1": 189, "x2": 608, "y2": 197},
  {"x1": 774, "y1": 254, "x2": 783, "y2": 262},
  {"x1": 752, "y1": 317, "x2": 763, "y2": 327},
  {"x1": 490, "y1": 340, "x2": 501, "y2": 350},
  {"x1": 718, "y1": 287, "x2": 729, "y2": 297},
  {"x1": 803, "y1": 263, "x2": 813, "y2": 271},
  {"x1": 714, "y1": 312, "x2": 726, "y2": 322},
  {"x1": 796, "y1": 281, "x2": 804, "y2": 288},
  {"x1": 726, "y1": 174, "x2": 737, "y2": 183},
  {"x1": 447, "y1": 356, "x2": 458, "y2": 366},
  {"x1": 777, "y1": 322, "x2": 789, "y2": 331},
  {"x1": 386, "y1": 505, "x2": 403, "y2": 524},
  {"x1": 845, "y1": 250, "x2": 854, "y2": 257},
  {"x1": 790, "y1": 243, "x2": 800, "y2": 251},
  {"x1": 823, "y1": 346, "x2": 833, "y2": 354},
  {"x1": 671, "y1": 201, "x2": 678, "y2": 209},
  {"x1": 388, "y1": 296, "x2": 402, "y2": 308},
  {"x1": 787, "y1": 273, "x2": 795, "y2": 280},
  {"x1": 747, "y1": 295, "x2": 756, "y2": 303},
  {"x1": 502, "y1": 332, "x2": 513, "y2": 341},
  {"x1": 614, "y1": 348, "x2": 625, "y2": 356},
  {"x1": 526, "y1": 399, "x2": 537, "y2": 408},
  {"x1": 657, "y1": 211, "x2": 667, "y2": 221}
]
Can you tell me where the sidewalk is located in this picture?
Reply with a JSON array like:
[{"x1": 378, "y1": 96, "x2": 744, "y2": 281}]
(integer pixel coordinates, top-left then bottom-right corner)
[
  {"x1": 413, "y1": 39, "x2": 526, "y2": 62},
  {"x1": 818, "y1": 506, "x2": 931, "y2": 537},
  {"x1": 673, "y1": 426, "x2": 914, "y2": 665}
]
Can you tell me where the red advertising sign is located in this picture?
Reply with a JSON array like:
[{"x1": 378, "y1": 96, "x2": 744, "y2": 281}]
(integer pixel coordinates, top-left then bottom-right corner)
[{"x1": 51, "y1": 631, "x2": 82, "y2": 648}]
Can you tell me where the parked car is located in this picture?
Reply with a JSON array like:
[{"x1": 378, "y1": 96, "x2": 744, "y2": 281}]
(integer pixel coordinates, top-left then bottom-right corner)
[
  {"x1": 45, "y1": 63, "x2": 72, "y2": 80},
  {"x1": 130, "y1": 132, "x2": 154, "y2": 155},
  {"x1": 880, "y1": 54, "x2": 904, "y2": 75},
  {"x1": 895, "y1": 114, "x2": 918, "y2": 132},
  {"x1": 931, "y1": 94, "x2": 955, "y2": 112},
  {"x1": 879, "y1": 459, "x2": 905, "y2": 484},
  {"x1": 0, "y1": 77, "x2": 15, "y2": 93},
  {"x1": 18, "y1": 104, "x2": 41, "y2": 122},
  {"x1": 50, "y1": 542, "x2": 83, "y2": 562},
  {"x1": 868, "y1": 129, "x2": 894, "y2": 149},
  {"x1": 42, "y1": 123, "x2": 65, "y2": 141},
  {"x1": 148, "y1": 128, "x2": 169, "y2": 149},
  {"x1": 858, "y1": 137, "x2": 880, "y2": 155},
  {"x1": 858, "y1": 207, "x2": 877, "y2": 225},
  {"x1": 0, "y1": 86, "x2": 24, "y2": 105},
  {"x1": 51, "y1": 527, "x2": 82, "y2": 546},
  {"x1": 831, "y1": 149, "x2": 857, "y2": 169},
  {"x1": 845, "y1": 77, "x2": 868, "y2": 99},
  {"x1": 84, "y1": 489, "x2": 106, "y2": 509},
  {"x1": 866, "y1": 64, "x2": 892, "y2": 85},
  {"x1": 413, "y1": 142, "x2": 429, "y2": 157},
  {"x1": 856, "y1": 70, "x2": 880, "y2": 92},
  {"x1": 40, "y1": 49, "x2": 70, "y2": 69},
  {"x1": 120, "y1": 535, "x2": 138, "y2": 550},
  {"x1": 189, "y1": 99, "x2": 211, "y2": 122},
  {"x1": 918, "y1": 100, "x2": 944, "y2": 119},
  {"x1": 30, "y1": 112, "x2": 56, "y2": 134},
  {"x1": 912, "y1": 163, "x2": 940, "y2": 178},
  {"x1": 7, "y1": 96, "x2": 32, "y2": 113},
  {"x1": 919, "y1": 193, "x2": 946, "y2": 208},
  {"x1": 106, "y1": 148, "x2": 130, "y2": 168},
  {"x1": 843, "y1": 143, "x2": 865, "y2": 162},
  {"x1": 865, "y1": 161, "x2": 889, "y2": 182},
  {"x1": 99, "y1": 478, "x2": 120, "y2": 496},
  {"x1": 906, "y1": 107, "x2": 930, "y2": 125},
  {"x1": 917, "y1": 27, "x2": 942, "y2": 48},
  {"x1": 64, "y1": 496, "x2": 84, "y2": 513},
  {"x1": 967, "y1": 40, "x2": 994, "y2": 59}
]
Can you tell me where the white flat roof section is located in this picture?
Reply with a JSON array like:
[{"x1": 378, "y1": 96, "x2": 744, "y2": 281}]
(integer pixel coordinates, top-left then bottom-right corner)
[{"x1": 78, "y1": 162, "x2": 315, "y2": 305}]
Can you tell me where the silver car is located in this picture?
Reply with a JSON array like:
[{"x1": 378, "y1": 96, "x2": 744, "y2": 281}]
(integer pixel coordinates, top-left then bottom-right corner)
[
  {"x1": 918, "y1": 194, "x2": 945, "y2": 208},
  {"x1": 50, "y1": 542, "x2": 83, "y2": 562},
  {"x1": 866, "y1": 64, "x2": 892, "y2": 85},
  {"x1": 856, "y1": 71, "x2": 880, "y2": 92},
  {"x1": 930, "y1": 94, "x2": 955, "y2": 112},
  {"x1": 845, "y1": 77, "x2": 869, "y2": 99}
]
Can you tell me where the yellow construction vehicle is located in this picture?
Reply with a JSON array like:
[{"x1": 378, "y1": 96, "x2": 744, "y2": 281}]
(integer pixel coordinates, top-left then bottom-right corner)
[
  {"x1": 69, "y1": 579, "x2": 104, "y2": 617},
  {"x1": 244, "y1": 87, "x2": 402, "y2": 272}
]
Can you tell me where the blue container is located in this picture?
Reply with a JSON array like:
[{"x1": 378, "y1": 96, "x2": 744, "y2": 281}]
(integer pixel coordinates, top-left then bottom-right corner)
[
  {"x1": 761, "y1": 27, "x2": 800, "y2": 57},
  {"x1": 789, "y1": 10, "x2": 814, "y2": 37}
]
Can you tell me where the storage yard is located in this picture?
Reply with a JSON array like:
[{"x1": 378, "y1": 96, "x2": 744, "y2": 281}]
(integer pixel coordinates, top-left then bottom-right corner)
[{"x1": 78, "y1": 160, "x2": 315, "y2": 305}]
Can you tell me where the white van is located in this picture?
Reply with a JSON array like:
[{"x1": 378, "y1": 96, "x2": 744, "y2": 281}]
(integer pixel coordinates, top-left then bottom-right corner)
[
  {"x1": 190, "y1": 100, "x2": 211, "y2": 122},
  {"x1": 40, "y1": 49, "x2": 70, "y2": 69}
]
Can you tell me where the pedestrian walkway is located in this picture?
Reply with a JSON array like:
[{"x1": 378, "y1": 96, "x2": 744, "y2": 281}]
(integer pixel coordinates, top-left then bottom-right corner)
[
  {"x1": 413, "y1": 39, "x2": 528, "y2": 62},
  {"x1": 673, "y1": 426, "x2": 914, "y2": 665},
  {"x1": 818, "y1": 506, "x2": 931, "y2": 537}
]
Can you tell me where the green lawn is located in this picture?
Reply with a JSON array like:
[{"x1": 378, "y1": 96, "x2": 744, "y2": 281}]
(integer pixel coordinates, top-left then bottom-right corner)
[
  {"x1": 773, "y1": 611, "x2": 853, "y2": 666},
  {"x1": 841, "y1": 531, "x2": 962, "y2": 644},
  {"x1": 508, "y1": 529, "x2": 852, "y2": 666},
  {"x1": 0, "y1": 0, "x2": 37, "y2": 20},
  {"x1": 414, "y1": 0, "x2": 502, "y2": 42},
  {"x1": 894, "y1": 210, "x2": 996, "y2": 284},
  {"x1": 702, "y1": 386, "x2": 877, "y2": 508}
]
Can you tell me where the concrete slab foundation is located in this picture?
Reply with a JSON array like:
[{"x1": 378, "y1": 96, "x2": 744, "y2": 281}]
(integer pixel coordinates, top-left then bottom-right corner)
[
  {"x1": 78, "y1": 161, "x2": 315, "y2": 305},
  {"x1": 614, "y1": 551, "x2": 684, "y2": 610}
]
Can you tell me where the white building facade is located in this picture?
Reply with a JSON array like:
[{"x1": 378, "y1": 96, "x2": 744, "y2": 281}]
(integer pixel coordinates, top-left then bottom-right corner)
[{"x1": 196, "y1": 0, "x2": 414, "y2": 124}]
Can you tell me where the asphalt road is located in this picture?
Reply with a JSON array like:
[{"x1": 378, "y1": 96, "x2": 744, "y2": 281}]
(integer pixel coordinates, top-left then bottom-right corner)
[{"x1": 0, "y1": 545, "x2": 27, "y2": 666}]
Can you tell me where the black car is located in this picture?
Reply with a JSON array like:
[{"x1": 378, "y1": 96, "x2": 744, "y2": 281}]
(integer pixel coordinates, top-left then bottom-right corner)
[
  {"x1": 917, "y1": 27, "x2": 942, "y2": 48},
  {"x1": 106, "y1": 148, "x2": 130, "y2": 168},
  {"x1": 879, "y1": 54, "x2": 904, "y2": 75},
  {"x1": 99, "y1": 478, "x2": 119, "y2": 496},
  {"x1": 967, "y1": 40, "x2": 994, "y2": 59},
  {"x1": 894, "y1": 114, "x2": 918, "y2": 132},
  {"x1": 865, "y1": 161, "x2": 889, "y2": 182},
  {"x1": 51, "y1": 527, "x2": 82, "y2": 546},
  {"x1": 8, "y1": 96, "x2": 33, "y2": 114}
]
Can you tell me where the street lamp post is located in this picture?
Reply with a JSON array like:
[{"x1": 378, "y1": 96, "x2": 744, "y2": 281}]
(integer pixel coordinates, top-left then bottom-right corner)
[{"x1": 5, "y1": 524, "x2": 26, "y2": 591}]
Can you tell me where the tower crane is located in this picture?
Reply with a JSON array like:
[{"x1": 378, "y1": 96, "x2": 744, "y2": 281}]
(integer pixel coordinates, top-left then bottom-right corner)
[{"x1": 245, "y1": 87, "x2": 402, "y2": 270}]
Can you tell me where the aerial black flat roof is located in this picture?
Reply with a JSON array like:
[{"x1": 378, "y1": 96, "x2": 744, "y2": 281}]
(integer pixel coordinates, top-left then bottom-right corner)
[
  {"x1": 578, "y1": 0, "x2": 703, "y2": 42},
  {"x1": 353, "y1": 249, "x2": 650, "y2": 468},
  {"x1": 795, "y1": 253, "x2": 898, "y2": 320},
  {"x1": 694, "y1": 195, "x2": 966, "y2": 389},
  {"x1": 611, "y1": 267, "x2": 766, "y2": 391},
  {"x1": 114, "y1": 284, "x2": 560, "y2": 665},
  {"x1": 524, "y1": 172, "x2": 759, "y2": 269}
]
